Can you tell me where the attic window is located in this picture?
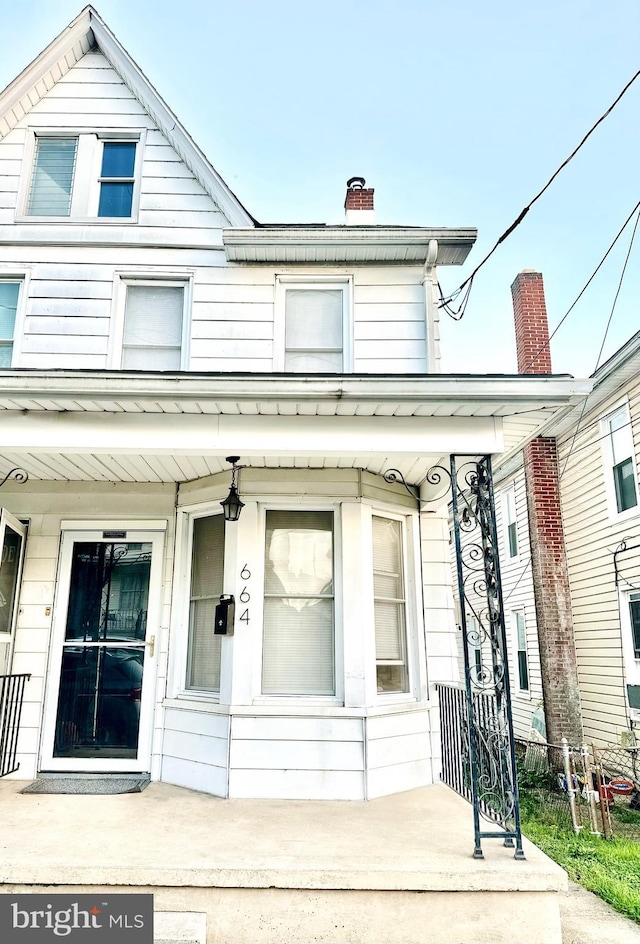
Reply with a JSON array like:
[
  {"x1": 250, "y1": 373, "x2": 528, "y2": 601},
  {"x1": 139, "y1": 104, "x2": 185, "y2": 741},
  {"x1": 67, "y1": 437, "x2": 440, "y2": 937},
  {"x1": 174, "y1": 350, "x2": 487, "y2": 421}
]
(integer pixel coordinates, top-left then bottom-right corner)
[{"x1": 24, "y1": 131, "x2": 142, "y2": 220}]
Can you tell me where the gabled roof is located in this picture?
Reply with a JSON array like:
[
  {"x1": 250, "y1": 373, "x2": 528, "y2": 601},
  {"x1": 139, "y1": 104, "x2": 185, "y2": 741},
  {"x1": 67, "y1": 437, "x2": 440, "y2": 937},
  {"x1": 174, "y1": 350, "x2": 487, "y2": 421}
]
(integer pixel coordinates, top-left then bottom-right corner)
[{"x1": 0, "y1": 5, "x2": 255, "y2": 227}]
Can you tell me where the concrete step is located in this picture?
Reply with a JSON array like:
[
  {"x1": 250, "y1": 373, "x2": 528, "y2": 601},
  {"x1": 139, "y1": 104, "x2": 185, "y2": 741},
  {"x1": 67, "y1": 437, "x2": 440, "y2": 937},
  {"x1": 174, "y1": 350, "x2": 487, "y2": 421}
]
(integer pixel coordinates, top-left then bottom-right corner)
[{"x1": 155, "y1": 912, "x2": 206, "y2": 944}]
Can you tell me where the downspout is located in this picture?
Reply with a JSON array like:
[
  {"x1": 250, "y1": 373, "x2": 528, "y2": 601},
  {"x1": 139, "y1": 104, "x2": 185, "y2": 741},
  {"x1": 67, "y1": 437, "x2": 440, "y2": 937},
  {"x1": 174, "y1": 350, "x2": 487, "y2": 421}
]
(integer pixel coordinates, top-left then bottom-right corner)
[{"x1": 423, "y1": 239, "x2": 439, "y2": 373}]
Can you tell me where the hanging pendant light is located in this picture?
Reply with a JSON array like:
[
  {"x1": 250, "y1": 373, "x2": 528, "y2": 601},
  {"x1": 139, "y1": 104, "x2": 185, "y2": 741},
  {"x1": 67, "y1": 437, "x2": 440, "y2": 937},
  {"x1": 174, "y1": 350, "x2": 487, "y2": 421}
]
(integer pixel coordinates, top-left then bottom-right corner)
[{"x1": 221, "y1": 456, "x2": 245, "y2": 522}]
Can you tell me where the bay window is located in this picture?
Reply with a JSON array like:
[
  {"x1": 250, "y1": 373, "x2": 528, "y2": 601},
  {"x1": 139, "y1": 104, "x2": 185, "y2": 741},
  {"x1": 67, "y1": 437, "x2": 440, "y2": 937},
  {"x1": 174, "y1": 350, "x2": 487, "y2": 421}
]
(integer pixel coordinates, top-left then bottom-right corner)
[
  {"x1": 373, "y1": 515, "x2": 408, "y2": 693},
  {"x1": 186, "y1": 514, "x2": 224, "y2": 692},
  {"x1": 262, "y1": 510, "x2": 335, "y2": 695}
]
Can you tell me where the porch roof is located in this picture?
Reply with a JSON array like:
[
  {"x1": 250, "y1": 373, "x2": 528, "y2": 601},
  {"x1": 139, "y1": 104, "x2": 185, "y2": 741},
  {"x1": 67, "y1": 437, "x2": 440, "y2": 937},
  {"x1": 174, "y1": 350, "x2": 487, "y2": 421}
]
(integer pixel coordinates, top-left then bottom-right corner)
[{"x1": 0, "y1": 370, "x2": 590, "y2": 484}]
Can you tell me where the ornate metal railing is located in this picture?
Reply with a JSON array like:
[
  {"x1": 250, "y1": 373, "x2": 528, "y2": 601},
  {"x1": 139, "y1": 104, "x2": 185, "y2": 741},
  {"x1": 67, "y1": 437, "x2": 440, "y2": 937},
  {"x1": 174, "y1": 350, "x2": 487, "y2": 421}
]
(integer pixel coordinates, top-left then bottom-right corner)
[
  {"x1": 387, "y1": 456, "x2": 524, "y2": 858},
  {"x1": 0, "y1": 673, "x2": 30, "y2": 777},
  {"x1": 448, "y1": 455, "x2": 524, "y2": 858}
]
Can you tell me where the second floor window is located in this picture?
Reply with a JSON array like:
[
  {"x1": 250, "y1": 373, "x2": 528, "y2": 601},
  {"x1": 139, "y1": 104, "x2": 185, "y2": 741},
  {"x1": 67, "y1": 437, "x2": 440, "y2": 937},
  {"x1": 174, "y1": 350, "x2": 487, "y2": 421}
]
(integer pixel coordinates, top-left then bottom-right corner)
[
  {"x1": 122, "y1": 282, "x2": 186, "y2": 370},
  {"x1": 0, "y1": 281, "x2": 20, "y2": 367},
  {"x1": 277, "y1": 280, "x2": 350, "y2": 372},
  {"x1": 605, "y1": 406, "x2": 638, "y2": 514}
]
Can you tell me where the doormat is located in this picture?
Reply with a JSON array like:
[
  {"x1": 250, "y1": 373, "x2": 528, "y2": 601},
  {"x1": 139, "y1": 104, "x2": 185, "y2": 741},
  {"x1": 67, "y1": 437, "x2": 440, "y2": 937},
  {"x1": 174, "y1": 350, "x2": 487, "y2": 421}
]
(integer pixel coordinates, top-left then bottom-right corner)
[{"x1": 20, "y1": 776, "x2": 150, "y2": 795}]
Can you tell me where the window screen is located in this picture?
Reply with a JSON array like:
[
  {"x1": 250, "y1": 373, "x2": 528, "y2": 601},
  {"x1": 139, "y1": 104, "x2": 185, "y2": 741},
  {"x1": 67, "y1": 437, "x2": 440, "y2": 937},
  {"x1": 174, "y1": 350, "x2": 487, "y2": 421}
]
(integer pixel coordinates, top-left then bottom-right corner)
[
  {"x1": 187, "y1": 514, "x2": 224, "y2": 692},
  {"x1": 123, "y1": 284, "x2": 184, "y2": 370}
]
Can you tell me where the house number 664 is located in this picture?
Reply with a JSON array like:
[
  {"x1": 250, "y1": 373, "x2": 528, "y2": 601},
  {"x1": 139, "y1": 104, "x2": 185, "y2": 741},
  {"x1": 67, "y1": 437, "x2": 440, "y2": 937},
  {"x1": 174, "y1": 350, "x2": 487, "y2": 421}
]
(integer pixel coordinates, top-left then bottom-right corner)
[{"x1": 239, "y1": 564, "x2": 251, "y2": 624}]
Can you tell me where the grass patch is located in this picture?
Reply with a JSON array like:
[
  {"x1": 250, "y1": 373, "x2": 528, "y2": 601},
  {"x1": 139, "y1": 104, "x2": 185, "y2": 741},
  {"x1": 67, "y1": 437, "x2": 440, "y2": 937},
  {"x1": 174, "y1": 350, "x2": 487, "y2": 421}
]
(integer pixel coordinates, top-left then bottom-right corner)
[{"x1": 521, "y1": 796, "x2": 640, "y2": 924}]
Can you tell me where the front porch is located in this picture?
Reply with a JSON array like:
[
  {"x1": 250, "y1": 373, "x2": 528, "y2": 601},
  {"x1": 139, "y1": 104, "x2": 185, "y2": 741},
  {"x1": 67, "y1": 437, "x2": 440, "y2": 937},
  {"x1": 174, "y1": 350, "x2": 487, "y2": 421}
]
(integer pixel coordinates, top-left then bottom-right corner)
[{"x1": 0, "y1": 778, "x2": 566, "y2": 944}]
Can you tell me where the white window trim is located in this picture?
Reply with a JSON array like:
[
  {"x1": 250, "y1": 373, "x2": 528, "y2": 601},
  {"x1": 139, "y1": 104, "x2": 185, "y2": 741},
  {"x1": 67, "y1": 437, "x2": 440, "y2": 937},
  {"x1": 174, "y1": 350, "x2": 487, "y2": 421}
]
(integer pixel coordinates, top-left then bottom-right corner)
[
  {"x1": 512, "y1": 608, "x2": 530, "y2": 697},
  {"x1": 274, "y1": 274, "x2": 354, "y2": 372},
  {"x1": 620, "y1": 588, "x2": 640, "y2": 719},
  {"x1": 252, "y1": 500, "x2": 345, "y2": 705},
  {"x1": 600, "y1": 400, "x2": 639, "y2": 522},
  {"x1": 167, "y1": 503, "x2": 228, "y2": 702},
  {"x1": 109, "y1": 271, "x2": 193, "y2": 370},
  {"x1": 364, "y1": 504, "x2": 421, "y2": 704},
  {"x1": 17, "y1": 128, "x2": 146, "y2": 223},
  {"x1": 501, "y1": 484, "x2": 520, "y2": 561},
  {"x1": 0, "y1": 267, "x2": 31, "y2": 367}
]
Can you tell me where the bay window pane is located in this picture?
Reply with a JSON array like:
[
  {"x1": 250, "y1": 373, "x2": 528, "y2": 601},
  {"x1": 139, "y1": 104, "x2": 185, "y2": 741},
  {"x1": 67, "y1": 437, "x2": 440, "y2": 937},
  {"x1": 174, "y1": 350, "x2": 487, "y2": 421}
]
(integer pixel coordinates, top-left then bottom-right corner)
[
  {"x1": 187, "y1": 514, "x2": 224, "y2": 692},
  {"x1": 262, "y1": 510, "x2": 334, "y2": 695},
  {"x1": 373, "y1": 516, "x2": 408, "y2": 693}
]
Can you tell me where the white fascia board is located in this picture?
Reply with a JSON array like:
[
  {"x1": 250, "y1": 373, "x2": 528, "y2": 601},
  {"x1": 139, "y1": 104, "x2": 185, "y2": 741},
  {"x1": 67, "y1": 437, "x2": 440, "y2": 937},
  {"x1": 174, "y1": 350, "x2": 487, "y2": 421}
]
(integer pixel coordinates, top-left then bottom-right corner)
[
  {"x1": 0, "y1": 9, "x2": 92, "y2": 129},
  {"x1": 223, "y1": 227, "x2": 477, "y2": 264},
  {"x1": 0, "y1": 411, "x2": 503, "y2": 458},
  {"x1": 0, "y1": 372, "x2": 592, "y2": 410}
]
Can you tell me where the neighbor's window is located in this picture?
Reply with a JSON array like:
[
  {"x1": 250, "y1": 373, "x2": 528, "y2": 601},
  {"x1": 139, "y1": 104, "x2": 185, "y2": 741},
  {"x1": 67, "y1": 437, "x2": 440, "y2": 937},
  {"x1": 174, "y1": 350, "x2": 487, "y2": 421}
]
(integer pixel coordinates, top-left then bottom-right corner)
[
  {"x1": 502, "y1": 486, "x2": 518, "y2": 558},
  {"x1": 262, "y1": 510, "x2": 335, "y2": 695},
  {"x1": 187, "y1": 514, "x2": 224, "y2": 692},
  {"x1": 373, "y1": 515, "x2": 408, "y2": 693},
  {"x1": 513, "y1": 610, "x2": 529, "y2": 692},
  {"x1": 98, "y1": 141, "x2": 136, "y2": 217},
  {"x1": 284, "y1": 285, "x2": 346, "y2": 371},
  {"x1": 28, "y1": 137, "x2": 78, "y2": 216},
  {"x1": 606, "y1": 406, "x2": 638, "y2": 514},
  {"x1": 630, "y1": 593, "x2": 640, "y2": 660},
  {"x1": 122, "y1": 282, "x2": 186, "y2": 370},
  {"x1": 0, "y1": 281, "x2": 21, "y2": 367}
]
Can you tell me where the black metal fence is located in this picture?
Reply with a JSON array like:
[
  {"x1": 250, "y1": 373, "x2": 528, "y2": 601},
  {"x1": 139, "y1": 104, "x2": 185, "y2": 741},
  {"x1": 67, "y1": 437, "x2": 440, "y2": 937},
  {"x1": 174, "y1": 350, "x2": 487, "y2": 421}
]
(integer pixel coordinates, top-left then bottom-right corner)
[
  {"x1": 437, "y1": 682, "x2": 471, "y2": 800},
  {"x1": 0, "y1": 673, "x2": 30, "y2": 777}
]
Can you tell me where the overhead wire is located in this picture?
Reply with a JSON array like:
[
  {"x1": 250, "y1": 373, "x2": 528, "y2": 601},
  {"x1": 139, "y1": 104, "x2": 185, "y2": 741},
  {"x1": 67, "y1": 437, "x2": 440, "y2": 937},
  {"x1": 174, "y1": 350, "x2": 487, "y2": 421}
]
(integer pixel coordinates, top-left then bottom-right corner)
[{"x1": 438, "y1": 65, "x2": 640, "y2": 320}]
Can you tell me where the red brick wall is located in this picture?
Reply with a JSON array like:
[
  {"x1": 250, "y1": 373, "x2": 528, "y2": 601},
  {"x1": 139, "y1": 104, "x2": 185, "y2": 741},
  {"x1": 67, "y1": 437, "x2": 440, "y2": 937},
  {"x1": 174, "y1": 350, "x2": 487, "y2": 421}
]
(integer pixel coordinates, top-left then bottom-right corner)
[
  {"x1": 512, "y1": 270, "x2": 583, "y2": 743},
  {"x1": 523, "y1": 438, "x2": 582, "y2": 744}
]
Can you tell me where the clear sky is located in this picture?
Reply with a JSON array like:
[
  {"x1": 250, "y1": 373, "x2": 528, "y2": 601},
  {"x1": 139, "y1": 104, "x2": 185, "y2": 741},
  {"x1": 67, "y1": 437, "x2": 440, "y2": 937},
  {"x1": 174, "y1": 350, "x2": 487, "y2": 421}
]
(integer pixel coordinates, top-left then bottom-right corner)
[{"x1": 1, "y1": 1, "x2": 638, "y2": 377}]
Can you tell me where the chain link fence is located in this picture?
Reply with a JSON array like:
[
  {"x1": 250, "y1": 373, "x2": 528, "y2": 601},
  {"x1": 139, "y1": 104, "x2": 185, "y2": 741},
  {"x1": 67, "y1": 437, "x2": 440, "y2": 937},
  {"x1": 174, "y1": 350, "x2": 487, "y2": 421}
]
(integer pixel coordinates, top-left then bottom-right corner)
[{"x1": 516, "y1": 738, "x2": 640, "y2": 840}]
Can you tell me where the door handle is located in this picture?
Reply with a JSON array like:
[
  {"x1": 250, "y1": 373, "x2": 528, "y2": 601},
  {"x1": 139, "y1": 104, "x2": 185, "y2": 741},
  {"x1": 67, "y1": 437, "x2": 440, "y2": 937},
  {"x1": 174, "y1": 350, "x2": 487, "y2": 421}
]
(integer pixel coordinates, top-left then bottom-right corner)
[{"x1": 146, "y1": 635, "x2": 155, "y2": 657}]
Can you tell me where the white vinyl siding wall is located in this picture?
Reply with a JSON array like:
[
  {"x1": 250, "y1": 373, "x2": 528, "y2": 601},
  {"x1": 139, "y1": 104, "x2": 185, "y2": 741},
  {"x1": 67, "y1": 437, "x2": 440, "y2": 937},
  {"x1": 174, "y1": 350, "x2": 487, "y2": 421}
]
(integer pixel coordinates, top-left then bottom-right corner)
[{"x1": 557, "y1": 381, "x2": 640, "y2": 744}]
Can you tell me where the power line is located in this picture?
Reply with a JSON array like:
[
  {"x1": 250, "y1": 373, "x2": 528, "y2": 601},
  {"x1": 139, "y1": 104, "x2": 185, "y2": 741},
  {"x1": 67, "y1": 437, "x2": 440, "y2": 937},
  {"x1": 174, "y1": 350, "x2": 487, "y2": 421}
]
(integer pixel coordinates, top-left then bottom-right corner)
[
  {"x1": 523, "y1": 196, "x2": 640, "y2": 372},
  {"x1": 558, "y1": 205, "x2": 640, "y2": 480},
  {"x1": 439, "y1": 65, "x2": 640, "y2": 320}
]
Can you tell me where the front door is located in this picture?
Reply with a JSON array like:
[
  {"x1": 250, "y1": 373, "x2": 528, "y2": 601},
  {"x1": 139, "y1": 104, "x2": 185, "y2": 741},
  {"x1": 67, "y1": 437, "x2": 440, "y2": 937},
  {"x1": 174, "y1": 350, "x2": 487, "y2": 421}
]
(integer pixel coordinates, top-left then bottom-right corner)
[{"x1": 41, "y1": 530, "x2": 165, "y2": 772}]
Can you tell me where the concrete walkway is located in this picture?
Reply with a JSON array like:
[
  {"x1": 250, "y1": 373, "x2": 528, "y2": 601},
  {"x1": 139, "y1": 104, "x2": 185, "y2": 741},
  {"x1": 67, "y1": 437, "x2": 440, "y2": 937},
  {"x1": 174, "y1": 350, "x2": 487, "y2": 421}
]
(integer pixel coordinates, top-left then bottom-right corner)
[{"x1": 560, "y1": 880, "x2": 640, "y2": 944}]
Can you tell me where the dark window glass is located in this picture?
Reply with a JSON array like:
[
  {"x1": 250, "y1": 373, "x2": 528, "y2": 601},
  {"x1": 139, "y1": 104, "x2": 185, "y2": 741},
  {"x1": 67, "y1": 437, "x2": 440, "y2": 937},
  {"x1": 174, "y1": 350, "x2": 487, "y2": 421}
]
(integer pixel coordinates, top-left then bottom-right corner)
[
  {"x1": 631, "y1": 600, "x2": 640, "y2": 660},
  {"x1": 101, "y1": 142, "x2": 136, "y2": 177},
  {"x1": 98, "y1": 142, "x2": 135, "y2": 217},
  {"x1": 518, "y1": 651, "x2": 529, "y2": 691},
  {"x1": 614, "y1": 457, "x2": 638, "y2": 513}
]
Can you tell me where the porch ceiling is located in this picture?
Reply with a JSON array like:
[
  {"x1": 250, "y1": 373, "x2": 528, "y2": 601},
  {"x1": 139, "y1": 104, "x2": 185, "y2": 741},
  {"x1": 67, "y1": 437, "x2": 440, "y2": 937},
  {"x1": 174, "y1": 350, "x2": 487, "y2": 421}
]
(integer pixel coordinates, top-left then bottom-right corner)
[{"x1": 0, "y1": 371, "x2": 591, "y2": 483}]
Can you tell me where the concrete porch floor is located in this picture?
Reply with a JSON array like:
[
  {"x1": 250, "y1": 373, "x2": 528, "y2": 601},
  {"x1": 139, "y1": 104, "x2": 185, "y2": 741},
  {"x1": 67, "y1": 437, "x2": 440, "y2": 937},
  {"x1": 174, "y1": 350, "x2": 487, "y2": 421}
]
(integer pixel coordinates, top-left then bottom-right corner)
[{"x1": 0, "y1": 779, "x2": 567, "y2": 944}]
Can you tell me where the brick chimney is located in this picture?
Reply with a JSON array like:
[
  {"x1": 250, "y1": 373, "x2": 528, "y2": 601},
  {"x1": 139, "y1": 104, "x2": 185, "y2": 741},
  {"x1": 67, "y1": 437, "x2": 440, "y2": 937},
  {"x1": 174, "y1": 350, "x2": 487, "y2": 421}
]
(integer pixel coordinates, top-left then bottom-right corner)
[
  {"x1": 511, "y1": 270, "x2": 552, "y2": 374},
  {"x1": 511, "y1": 270, "x2": 583, "y2": 745},
  {"x1": 344, "y1": 177, "x2": 375, "y2": 224}
]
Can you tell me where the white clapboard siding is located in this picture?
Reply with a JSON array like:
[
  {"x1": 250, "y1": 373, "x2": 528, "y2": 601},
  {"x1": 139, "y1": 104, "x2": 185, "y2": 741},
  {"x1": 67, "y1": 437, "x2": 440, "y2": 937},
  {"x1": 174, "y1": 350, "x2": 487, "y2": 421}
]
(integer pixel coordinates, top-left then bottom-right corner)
[
  {"x1": 556, "y1": 374, "x2": 640, "y2": 744},
  {"x1": 3, "y1": 483, "x2": 175, "y2": 780},
  {"x1": 227, "y1": 714, "x2": 364, "y2": 799},
  {"x1": 4, "y1": 50, "x2": 229, "y2": 240},
  {"x1": 365, "y1": 711, "x2": 433, "y2": 798}
]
